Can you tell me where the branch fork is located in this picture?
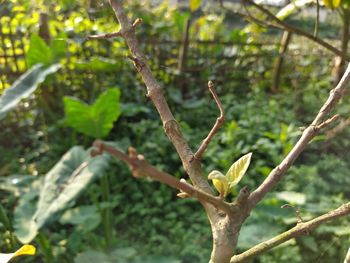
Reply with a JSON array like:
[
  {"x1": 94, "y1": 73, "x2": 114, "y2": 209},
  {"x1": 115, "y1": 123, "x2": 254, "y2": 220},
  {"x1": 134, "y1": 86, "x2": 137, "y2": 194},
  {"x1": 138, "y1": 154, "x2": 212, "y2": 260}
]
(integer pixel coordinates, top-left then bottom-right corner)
[
  {"x1": 91, "y1": 140, "x2": 234, "y2": 215},
  {"x1": 87, "y1": 17, "x2": 142, "y2": 40}
]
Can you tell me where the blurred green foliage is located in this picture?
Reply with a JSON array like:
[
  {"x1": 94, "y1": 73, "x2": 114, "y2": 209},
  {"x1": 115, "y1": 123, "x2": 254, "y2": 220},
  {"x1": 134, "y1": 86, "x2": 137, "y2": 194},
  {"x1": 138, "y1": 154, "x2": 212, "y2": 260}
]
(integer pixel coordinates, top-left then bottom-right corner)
[{"x1": 0, "y1": 0, "x2": 350, "y2": 262}]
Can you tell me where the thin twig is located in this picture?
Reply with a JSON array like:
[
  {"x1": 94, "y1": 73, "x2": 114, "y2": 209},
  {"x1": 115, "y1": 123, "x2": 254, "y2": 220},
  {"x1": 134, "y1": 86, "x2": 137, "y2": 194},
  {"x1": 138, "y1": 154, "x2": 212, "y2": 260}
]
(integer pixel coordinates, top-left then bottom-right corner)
[
  {"x1": 316, "y1": 114, "x2": 339, "y2": 130},
  {"x1": 87, "y1": 18, "x2": 142, "y2": 40},
  {"x1": 91, "y1": 140, "x2": 234, "y2": 215},
  {"x1": 326, "y1": 117, "x2": 350, "y2": 139},
  {"x1": 230, "y1": 202, "x2": 350, "y2": 262},
  {"x1": 194, "y1": 81, "x2": 225, "y2": 160},
  {"x1": 87, "y1": 31, "x2": 122, "y2": 40},
  {"x1": 248, "y1": 64, "x2": 350, "y2": 208},
  {"x1": 236, "y1": 0, "x2": 349, "y2": 60},
  {"x1": 314, "y1": 0, "x2": 320, "y2": 37}
]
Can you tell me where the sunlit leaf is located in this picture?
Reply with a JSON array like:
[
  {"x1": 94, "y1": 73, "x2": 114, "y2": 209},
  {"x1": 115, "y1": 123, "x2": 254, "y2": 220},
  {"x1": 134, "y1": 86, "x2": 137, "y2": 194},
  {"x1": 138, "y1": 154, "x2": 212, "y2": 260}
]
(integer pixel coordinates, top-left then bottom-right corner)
[
  {"x1": 189, "y1": 0, "x2": 203, "y2": 12},
  {"x1": 226, "y1": 152, "x2": 252, "y2": 187},
  {"x1": 0, "y1": 245, "x2": 35, "y2": 263},
  {"x1": 323, "y1": 0, "x2": 341, "y2": 9},
  {"x1": 276, "y1": 0, "x2": 314, "y2": 20},
  {"x1": 26, "y1": 34, "x2": 53, "y2": 67},
  {"x1": 208, "y1": 170, "x2": 229, "y2": 197},
  {"x1": 64, "y1": 88, "x2": 121, "y2": 138},
  {"x1": 0, "y1": 63, "x2": 61, "y2": 119}
]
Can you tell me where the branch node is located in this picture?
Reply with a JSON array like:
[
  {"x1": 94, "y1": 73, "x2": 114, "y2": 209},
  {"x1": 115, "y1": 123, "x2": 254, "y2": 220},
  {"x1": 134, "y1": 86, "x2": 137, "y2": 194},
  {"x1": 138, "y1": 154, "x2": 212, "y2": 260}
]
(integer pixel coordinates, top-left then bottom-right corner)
[
  {"x1": 177, "y1": 178, "x2": 192, "y2": 198},
  {"x1": 127, "y1": 147, "x2": 144, "y2": 178},
  {"x1": 91, "y1": 139, "x2": 104, "y2": 157},
  {"x1": 316, "y1": 114, "x2": 340, "y2": 130},
  {"x1": 127, "y1": 55, "x2": 144, "y2": 72},
  {"x1": 281, "y1": 204, "x2": 303, "y2": 223},
  {"x1": 132, "y1": 18, "x2": 143, "y2": 28},
  {"x1": 237, "y1": 186, "x2": 250, "y2": 205}
]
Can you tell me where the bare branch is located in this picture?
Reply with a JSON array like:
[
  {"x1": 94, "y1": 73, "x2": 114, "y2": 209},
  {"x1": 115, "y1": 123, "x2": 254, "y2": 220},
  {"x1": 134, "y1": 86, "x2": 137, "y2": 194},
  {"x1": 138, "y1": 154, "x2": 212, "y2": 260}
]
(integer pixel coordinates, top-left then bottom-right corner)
[
  {"x1": 316, "y1": 114, "x2": 339, "y2": 130},
  {"x1": 230, "y1": 202, "x2": 350, "y2": 263},
  {"x1": 87, "y1": 31, "x2": 122, "y2": 40},
  {"x1": 326, "y1": 117, "x2": 350, "y2": 139},
  {"x1": 91, "y1": 140, "x2": 234, "y2": 215},
  {"x1": 194, "y1": 81, "x2": 225, "y2": 160},
  {"x1": 230, "y1": 0, "x2": 349, "y2": 61},
  {"x1": 248, "y1": 64, "x2": 350, "y2": 208},
  {"x1": 106, "y1": 0, "x2": 213, "y2": 192}
]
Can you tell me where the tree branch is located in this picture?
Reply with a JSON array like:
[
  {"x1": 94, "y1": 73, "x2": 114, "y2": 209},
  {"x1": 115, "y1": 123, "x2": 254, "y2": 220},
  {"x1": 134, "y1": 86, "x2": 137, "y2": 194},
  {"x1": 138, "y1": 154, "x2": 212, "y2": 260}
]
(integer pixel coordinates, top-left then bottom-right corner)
[
  {"x1": 107, "y1": 0, "x2": 212, "y2": 192},
  {"x1": 91, "y1": 140, "x2": 234, "y2": 215},
  {"x1": 87, "y1": 31, "x2": 122, "y2": 40},
  {"x1": 248, "y1": 63, "x2": 350, "y2": 208},
  {"x1": 194, "y1": 81, "x2": 225, "y2": 160},
  {"x1": 235, "y1": 0, "x2": 349, "y2": 61},
  {"x1": 230, "y1": 202, "x2": 350, "y2": 262}
]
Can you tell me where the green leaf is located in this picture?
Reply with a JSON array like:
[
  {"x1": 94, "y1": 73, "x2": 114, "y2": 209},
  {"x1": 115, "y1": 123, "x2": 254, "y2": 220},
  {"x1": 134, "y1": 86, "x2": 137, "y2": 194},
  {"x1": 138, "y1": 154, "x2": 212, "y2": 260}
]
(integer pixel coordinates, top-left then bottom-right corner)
[
  {"x1": 189, "y1": 0, "x2": 203, "y2": 12},
  {"x1": 323, "y1": 0, "x2": 341, "y2": 9},
  {"x1": 0, "y1": 63, "x2": 61, "y2": 119},
  {"x1": 64, "y1": 88, "x2": 121, "y2": 138},
  {"x1": 26, "y1": 35, "x2": 53, "y2": 67},
  {"x1": 208, "y1": 170, "x2": 229, "y2": 197},
  {"x1": 226, "y1": 152, "x2": 252, "y2": 188},
  {"x1": 14, "y1": 146, "x2": 110, "y2": 243}
]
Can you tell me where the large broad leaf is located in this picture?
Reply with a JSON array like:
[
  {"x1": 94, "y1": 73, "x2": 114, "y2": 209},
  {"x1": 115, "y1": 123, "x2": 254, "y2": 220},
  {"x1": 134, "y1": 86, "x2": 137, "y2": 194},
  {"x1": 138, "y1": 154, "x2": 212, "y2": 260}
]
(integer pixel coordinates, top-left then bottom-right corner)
[
  {"x1": 226, "y1": 152, "x2": 252, "y2": 187},
  {"x1": 189, "y1": 0, "x2": 203, "y2": 11},
  {"x1": 26, "y1": 34, "x2": 67, "y2": 67},
  {"x1": 64, "y1": 88, "x2": 121, "y2": 138},
  {"x1": 26, "y1": 35, "x2": 53, "y2": 67},
  {"x1": 0, "y1": 64, "x2": 61, "y2": 119},
  {"x1": 14, "y1": 146, "x2": 110, "y2": 243}
]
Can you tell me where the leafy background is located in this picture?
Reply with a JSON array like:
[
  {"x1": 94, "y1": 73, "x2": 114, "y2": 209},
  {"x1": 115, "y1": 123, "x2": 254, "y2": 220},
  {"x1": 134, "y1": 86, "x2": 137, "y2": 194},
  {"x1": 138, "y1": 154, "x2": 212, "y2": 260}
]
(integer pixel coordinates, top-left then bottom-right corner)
[{"x1": 0, "y1": 0, "x2": 350, "y2": 262}]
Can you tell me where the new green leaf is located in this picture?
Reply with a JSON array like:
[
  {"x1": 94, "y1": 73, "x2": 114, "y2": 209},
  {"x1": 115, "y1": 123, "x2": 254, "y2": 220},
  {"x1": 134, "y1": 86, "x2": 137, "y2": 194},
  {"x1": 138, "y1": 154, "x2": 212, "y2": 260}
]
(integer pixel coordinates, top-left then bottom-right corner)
[
  {"x1": 226, "y1": 152, "x2": 252, "y2": 187},
  {"x1": 64, "y1": 88, "x2": 121, "y2": 138},
  {"x1": 208, "y1": 153, "x2": 252, "y2": 198},
  {"x1": 208, "y1": 171, "x2": 228, "y2": 198}
]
